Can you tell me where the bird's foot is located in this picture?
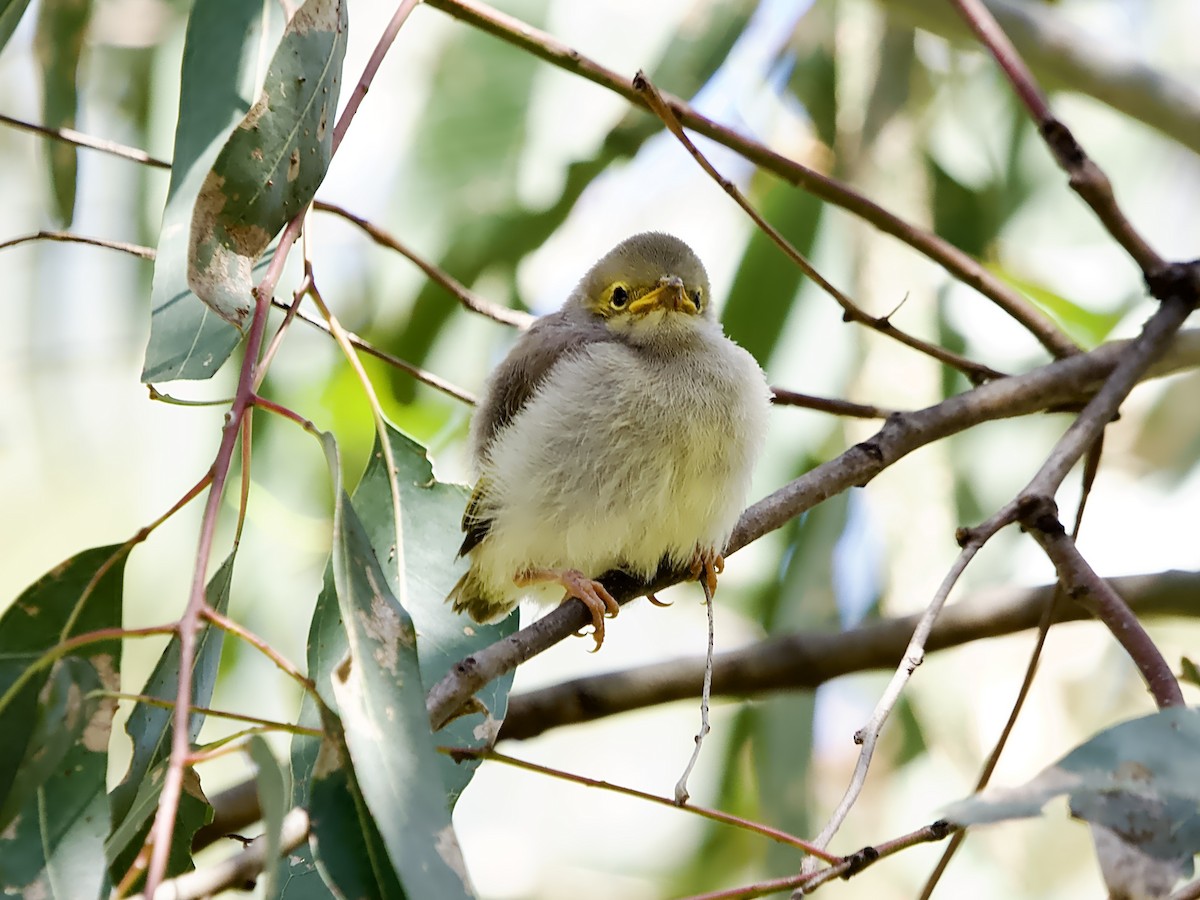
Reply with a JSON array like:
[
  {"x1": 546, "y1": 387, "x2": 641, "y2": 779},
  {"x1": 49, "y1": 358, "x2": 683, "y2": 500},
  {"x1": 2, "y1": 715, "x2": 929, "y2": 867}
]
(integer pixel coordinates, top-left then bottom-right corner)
[
  {"x1": 646, "y1": 592, "x2": 672, "y2": 607},
  {"x1": 689, "y1": 549, "x2": 724, "y2": 598},
  {"x1": 513, "y1": 567, "x2": 619, "y2": 652}
]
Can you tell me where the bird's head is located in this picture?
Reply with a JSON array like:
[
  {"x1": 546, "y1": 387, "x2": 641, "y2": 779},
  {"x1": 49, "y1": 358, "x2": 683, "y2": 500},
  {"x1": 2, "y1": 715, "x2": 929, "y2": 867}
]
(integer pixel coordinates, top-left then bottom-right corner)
[{"x1": 567, "y1": 232, "x2": 713, "y2": 346}]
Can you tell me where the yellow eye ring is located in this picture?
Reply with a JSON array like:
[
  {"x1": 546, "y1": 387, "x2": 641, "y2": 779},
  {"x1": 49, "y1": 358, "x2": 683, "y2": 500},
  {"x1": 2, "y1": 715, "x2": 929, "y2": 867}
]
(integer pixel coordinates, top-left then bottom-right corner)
[{"x1": 610, "y1": 285, "x2": 630, "y2": 309}]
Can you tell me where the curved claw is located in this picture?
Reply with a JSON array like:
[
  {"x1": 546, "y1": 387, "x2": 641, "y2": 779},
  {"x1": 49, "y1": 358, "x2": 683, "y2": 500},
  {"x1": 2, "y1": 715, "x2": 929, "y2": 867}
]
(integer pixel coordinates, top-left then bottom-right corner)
[
  {"x1": 646, "y1": 592, "x2": 672, "y2": 607},
  {"x1": 690, "y1": 550, "x2": 724, "y2": 598},
  {"x1": 515, "y1": 567, "x2": 619, "y2": 651}
]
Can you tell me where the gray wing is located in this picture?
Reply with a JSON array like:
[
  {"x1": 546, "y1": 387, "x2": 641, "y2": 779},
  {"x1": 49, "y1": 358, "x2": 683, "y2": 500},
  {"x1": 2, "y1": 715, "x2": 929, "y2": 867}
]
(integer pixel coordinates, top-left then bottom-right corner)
[
  {"x1": 471, "y1": 308, "x2": 615, "y2": 459},
  {"x1": 458, "y1": 309, "x2": 615, "y2": 558}
]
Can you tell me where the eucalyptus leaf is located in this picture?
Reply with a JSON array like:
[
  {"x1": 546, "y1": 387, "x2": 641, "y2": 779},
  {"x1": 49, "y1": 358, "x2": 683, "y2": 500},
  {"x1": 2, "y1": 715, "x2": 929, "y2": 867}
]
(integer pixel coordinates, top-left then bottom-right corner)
[
  {"x1": 328, "y1": 497, "x2": 475, "y2": 899},
  {"x1": 33, "y1": 0, "x2": 90, "y2": 225},
  {"x1": 0, "y1": 546, "x2": 126, "y2": 898},
  {"x1": 0, "y1": 0, "x2": 33, "y2": 54},
  {"x1": 945, "y1": 706, "x2": 1200, "y2": 864},
  {"x1": 247, "y1": 735, "x2": 287, "y2": 899},
  {"x1": 142, "y1": 0, "x2": 281, "y2": 382},
  {"x1": 187, "y1": 0, "x2": 347, "y2": 327}
]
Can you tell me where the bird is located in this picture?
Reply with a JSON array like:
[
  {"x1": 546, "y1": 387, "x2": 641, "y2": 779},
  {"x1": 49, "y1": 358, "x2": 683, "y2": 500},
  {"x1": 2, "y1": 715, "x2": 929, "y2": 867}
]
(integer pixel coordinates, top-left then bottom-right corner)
[{"x1": 446, "y1": 232, "x2": 771, "y2": 649}]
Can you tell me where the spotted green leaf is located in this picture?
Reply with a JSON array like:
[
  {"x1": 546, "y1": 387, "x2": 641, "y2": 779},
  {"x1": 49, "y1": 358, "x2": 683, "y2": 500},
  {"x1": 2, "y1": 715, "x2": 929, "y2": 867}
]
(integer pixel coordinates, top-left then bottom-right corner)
[{"x1": 187, "y1": 0, "x2": 347, "y2": 327}]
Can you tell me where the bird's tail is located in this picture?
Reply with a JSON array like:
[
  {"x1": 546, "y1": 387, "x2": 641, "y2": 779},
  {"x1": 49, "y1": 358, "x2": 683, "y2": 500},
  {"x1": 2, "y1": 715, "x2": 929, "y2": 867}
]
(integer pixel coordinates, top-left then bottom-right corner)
[{"x1": 446, "y1": 568, "x2": 511, "y2": 624}]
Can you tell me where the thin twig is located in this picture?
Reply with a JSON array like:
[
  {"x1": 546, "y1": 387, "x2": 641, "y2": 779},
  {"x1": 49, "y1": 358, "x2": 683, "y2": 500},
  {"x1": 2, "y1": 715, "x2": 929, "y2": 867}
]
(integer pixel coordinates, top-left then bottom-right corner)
[
  {"x1": 632, "y1": 70, "x2": 1005, "y2": 386},
  {"x1": 798, "y1": 508, "x2": 1015, "y2": 875},
  {"x1": 770, "y1": 388, "x2": 896, "y2": 419},
  {"x1": 917, "y1": 586, "x2": 1062, "y2": 898},
  {"x1": 202, "y1": 606, "x2": 316, "y2": 694},
  {"x1": 313, "y1": 200, "x2": 533, "y2": 329},
  {"x1": 269, "y1": 298, "x2": 477, "y2": 404},
  {"x1": 306, "y1": 274, "x2": 406, "y2": 592},
  {"x1": 452, "y1": 748, "x2": 839, "y2": 862},
  {"x1": 0, "y1": 230, "x2": 155, "y2": 258},
  {"x1": 1020, "y1": 504, "x2": 1184, "y2": 708},
  {"x1": 143, "y1": 0, "x2": 426, "y2": 882},
  {"x1": 100, "y1": 691, "x2": 321, "y2": 737},
  {"x1": 423, "y1": 0, "x2": 1079, "y2": 360},
  {"x1": 0, "y1": 111, "x2": 172, "y2": 168},
  {"x1": 678, "y1": 821, "x2": 956, "y2": 900},
  {"x1": 674, "y1": 574, "x2": 715, "y2": 806}
]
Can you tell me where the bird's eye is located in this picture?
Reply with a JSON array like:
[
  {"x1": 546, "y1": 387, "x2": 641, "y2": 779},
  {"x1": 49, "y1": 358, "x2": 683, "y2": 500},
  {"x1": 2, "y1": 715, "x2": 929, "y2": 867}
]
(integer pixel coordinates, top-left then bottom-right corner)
[
  {"x1": 610, "y1": 285, "x2": 629, "y2": 309},
  {"x1": 690, "y1": 289, "x2": 702, "y2": 310}
]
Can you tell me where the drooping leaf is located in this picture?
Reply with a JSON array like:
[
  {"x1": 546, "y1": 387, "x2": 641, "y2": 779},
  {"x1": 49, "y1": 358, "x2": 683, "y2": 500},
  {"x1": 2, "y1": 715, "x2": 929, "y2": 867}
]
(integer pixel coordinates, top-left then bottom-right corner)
[
  {"x1": 106, "y1": 554, "x2": 234, "y2": 886},
  {"x1": 247, "y1": 735, "x2": 287, "y2": 899},
  {"x1": 1182, "y1": 658, "x2": 1200, "y2": 689},
  {"x1": 187, "y1": 0, "x2": 347, "y2": 327},
  {"x1": 352, "y1": 424, "x2": 517, "y2": 802},
  {"x1": 0, "y1": 546, "x2": 126, "y2": 898},
  {"x1": 142, "y1": 0, "x2": 281, "y2": 382},
  {"x1": 945, "y1": 706, "x2": 1200, "y2": 866},
  {"x1": 104, "y1": 762, "x2": 212, "y2": 890},
  {"x1": 283, "y1": 428, "x2": 482, "y2": 898},
  {"x1": 861, "y1": 22, "x2": 916, "y2": 152},
  {"x1": 328, "y1": 496, "x2": 474, "y2": 898},
  {"x1": 0, "y1": 0, "x2": 33, "y2": 54},
  {"x1": 33, "y1": 0, "x2": 91, "y2": 225}
]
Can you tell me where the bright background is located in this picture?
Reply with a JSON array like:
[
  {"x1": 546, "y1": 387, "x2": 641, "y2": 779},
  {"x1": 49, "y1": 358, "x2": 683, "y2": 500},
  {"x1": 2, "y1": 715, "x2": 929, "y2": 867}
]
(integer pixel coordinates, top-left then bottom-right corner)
[{"x1": 3, "y1": 0, "x2": 1200, "y2": 896}]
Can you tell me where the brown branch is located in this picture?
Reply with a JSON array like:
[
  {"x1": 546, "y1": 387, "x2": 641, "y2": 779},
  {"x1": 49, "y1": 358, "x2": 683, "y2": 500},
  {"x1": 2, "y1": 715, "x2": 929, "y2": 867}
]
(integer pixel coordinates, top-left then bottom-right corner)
[
  {"x1": 678, "y1": 820, "x2": 957, "y2": 900},
  {"x1": 312, "y1": 200, "x2": 533, "y2": 329},
  {"x1": 268, "y1": 297, "x2": 477, "y2": 405},
  {"x1": 633, "y1": 70, "x2": 1004, "y2": 386},
  {"x1": 948, "y1": 0, "x2": 1167, "y2": 277},
  {"x1": 1019, "y1": 503, "x2": 1185, "y2": 709},
  {"x1": 449, "y1": 748, "x2": 839, "y2": 862},
  {"x1": 770, "y1": 388, "x2": 895, "y2": 420},
  {"x1": 422, "y1": 0, "x2": 1080, "y2": 360},
  {"x1": 0, "y1": 230, "x2": 155, "y2": 259},
  {"x1": 425, "y1": 328, "x2": 1200, "y2": 730},
  {"x1": 0, "y1": 111, "x2": 172, "y2": 169},
  {"x1": 496, "y1": 569, "x2": 1198, "y2": 741}
]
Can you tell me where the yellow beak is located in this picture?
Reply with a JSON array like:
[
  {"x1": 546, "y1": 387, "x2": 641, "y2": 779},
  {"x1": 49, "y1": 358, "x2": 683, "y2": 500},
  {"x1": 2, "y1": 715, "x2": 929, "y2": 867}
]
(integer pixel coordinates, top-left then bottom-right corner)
[{"x1": 627, "y1": 276, "x2": 697, "y2": 315}]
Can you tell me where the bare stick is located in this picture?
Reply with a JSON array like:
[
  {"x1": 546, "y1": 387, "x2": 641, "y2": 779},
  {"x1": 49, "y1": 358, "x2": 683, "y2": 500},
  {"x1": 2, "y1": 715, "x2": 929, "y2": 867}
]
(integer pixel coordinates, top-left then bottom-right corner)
[
  {"x1": 0, "y1": 111, "x2": 172, "y2": 169},
  {"x1": 0, "y1": 230, "x2": 155, "y2": 258},
  {"x1": 799, "y1": 508, "x2": 1014, "y2": 871},
  {"x1": 453, "y1": 747, "x2": 838, "y2": 861},
  {"x1": 269, "y1": 296, "x2": 476, "y2": 404},
  {"x1": 771, "y1": 388, "x2": 896, "y2": 420},
  {"x1": 677, "y1": 821, "x2": 956, "y2": 900},
  {"x1": 313, "y1": 200, "x2": 533, "y2": 329},
  {"x1": 674, "y1": 574, "x2": 715, "y2": 805},
  {"x1": 1020, "y1": 504, "x2": 1184, "y2": 709},
  {"x1": 632, "y1": 71, "x2": 1004, "y2": 386}
]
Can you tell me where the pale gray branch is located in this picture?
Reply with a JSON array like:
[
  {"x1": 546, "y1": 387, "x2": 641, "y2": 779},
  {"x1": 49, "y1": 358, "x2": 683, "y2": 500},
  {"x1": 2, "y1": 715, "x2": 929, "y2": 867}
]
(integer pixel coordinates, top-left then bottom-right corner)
[
  {"x1": 886, "y1": 0, "x2": 1200, "y2": 155},
  {"x1": 499, "y1": 569, "x2": 1200, "y2": 741}
]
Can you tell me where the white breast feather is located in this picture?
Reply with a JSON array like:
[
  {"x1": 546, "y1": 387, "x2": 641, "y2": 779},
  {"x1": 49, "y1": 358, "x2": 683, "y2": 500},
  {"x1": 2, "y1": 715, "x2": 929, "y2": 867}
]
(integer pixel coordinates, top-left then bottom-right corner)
[{"x1": 471, "y1": 322, "x2": 770, "y2": 608}]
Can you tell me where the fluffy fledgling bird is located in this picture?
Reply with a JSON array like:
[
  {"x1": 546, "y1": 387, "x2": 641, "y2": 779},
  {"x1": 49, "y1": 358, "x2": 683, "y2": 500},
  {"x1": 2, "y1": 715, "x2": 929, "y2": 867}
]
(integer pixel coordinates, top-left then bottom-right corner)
[{"x1": 447, "y1": 232, "x2": 771, "y2": 648}]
